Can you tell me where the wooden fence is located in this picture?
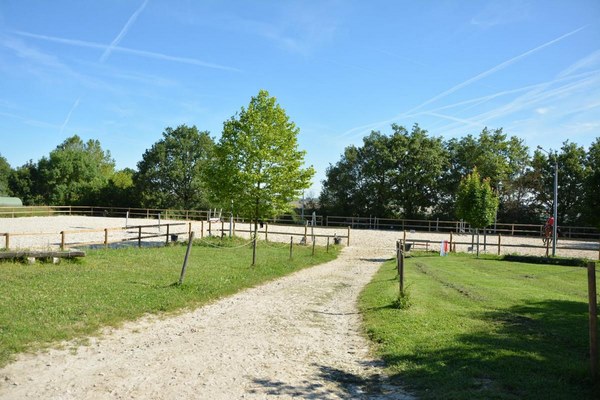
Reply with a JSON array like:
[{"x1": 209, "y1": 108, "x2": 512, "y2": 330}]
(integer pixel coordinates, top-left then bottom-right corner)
[{"x1": 1, "y1": 205, "x2": 599, "y2": 240}]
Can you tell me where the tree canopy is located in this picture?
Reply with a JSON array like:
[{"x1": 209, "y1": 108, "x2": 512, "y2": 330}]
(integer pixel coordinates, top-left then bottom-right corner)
[
  {"x1": 135, "y1": 125, "x2": 214, "y2": 210},
  {"x1": 455, "y1": 167, "x2": 499, "y2": 229},
  {"x1": 206, "y1": 89, "x2": 314, "y2": 225}
]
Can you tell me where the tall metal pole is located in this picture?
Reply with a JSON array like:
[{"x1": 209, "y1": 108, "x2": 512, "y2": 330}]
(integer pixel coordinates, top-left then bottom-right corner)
[{"x1": 552, "y1": 158, "x2": 558, "y2": 257}]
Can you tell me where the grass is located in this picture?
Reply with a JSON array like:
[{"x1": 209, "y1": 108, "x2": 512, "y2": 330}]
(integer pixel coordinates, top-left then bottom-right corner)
[
  {"x1": 359, "y1": 252, "x2": 599, "y2": 400},
  {"x1": 0, "y1": 237, "x2": 339, "y2": 367}
]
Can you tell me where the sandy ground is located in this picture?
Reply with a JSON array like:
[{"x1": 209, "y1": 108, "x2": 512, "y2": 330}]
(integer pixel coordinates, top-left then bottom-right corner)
[{"x1": 0, "y1": 216, "x2": 598, "y2": 399}]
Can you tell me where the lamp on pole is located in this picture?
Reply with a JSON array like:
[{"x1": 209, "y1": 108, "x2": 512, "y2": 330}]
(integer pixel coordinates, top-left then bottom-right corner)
[{"x1": 537, "y1": 146, "x2": 558, "y2": 256}]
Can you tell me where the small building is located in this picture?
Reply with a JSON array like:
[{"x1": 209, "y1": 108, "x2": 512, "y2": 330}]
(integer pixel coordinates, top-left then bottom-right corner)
[{"x1": 0, "y1": 197, "x2": 23, "y2": 207}]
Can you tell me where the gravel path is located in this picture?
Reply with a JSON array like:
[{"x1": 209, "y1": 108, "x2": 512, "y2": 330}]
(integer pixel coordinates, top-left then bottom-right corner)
[{"x1": 0, "y1": 217, "x2": 413, "y2": 400}]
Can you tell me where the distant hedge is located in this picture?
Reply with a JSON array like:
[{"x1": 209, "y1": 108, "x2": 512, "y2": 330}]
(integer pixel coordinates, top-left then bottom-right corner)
[{"x1": 502, "y1": 254, "x2": 591, "y2": 267}]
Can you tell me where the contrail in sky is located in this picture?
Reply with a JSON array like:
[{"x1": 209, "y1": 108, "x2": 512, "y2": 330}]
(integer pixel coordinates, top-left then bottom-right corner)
[
  {"x1": 339, "y1": 25, "x2": 588, "y2": 138},
  {"x1": 100, "y1": 0, "x2": 148, "y2": 62},
  {"x1": 12, "y1": 30, "x2": 241, "y2": 72},
  {"x1": 60, "y1": 97, "x2": 81, "y2": 135}
]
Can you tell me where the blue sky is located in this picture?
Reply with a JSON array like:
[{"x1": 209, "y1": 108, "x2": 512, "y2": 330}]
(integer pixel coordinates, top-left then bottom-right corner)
[{"x1": 1, "y1": 0, "x2": 599, "y2": 195}]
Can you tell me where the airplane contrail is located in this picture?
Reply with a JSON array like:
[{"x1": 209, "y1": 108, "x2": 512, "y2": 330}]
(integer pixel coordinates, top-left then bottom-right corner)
[
  {"x1": 100, "y1": 0, "x2": 148, "y2": 62},
  {"x1": 60, "y1": 97, "x2": 81, "y2": 135},
  {"x1": 11, "y1": 30, "x2": 241, "y2": 72}
]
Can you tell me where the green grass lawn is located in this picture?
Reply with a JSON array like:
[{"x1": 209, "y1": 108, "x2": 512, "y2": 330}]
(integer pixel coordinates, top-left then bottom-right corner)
[
  {"x1": 0, "y1": 237, "x2": 339, "y2": 367},
  {"x1": 360, "y1": 253, "x2": 599, "y2": 400}
]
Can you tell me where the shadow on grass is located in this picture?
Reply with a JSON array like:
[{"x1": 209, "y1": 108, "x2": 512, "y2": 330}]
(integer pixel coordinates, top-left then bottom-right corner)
[
  {"x1": 385, "y1": 300, "x2": 599, "y2": 399},
  {"x1": 249, "y1": 362, "x2": 412, "y2": 399}
]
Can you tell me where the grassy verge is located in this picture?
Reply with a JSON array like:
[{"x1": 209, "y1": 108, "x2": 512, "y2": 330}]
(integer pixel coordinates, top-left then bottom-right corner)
[
  {"x1": 0, "y1": 237, "x2": 339, "y2": 367},
  {"x1": 360, "y1": 253, "x2": 599, "y2": 400}
]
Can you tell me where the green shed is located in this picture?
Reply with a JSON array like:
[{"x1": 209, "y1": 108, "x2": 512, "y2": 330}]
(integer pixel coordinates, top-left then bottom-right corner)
[{"x1": 0, "y1": 197, "x2": 23, "y2": 207}]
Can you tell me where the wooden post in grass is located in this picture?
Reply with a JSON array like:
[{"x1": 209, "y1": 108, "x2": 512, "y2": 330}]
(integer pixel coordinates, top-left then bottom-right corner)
[
  {"x1": 498, "y1": 234, "x2": 502, "y2": 256},
  {"x1": 60, "y1": 231, "x2": 65, "y2": 250},
  {"x1": 289, "y1": 236, "x2": 293, "y2": 260},
  {"x1": 545, "y1": 236, "x2": 550, "y2": 257},
  {"x1": 347, "y1": 226, "x2": 351, "y2": 246},
  {"x1": 327, "y1": 236, "x2": 330, "y2": 253},
  {"x1": 252, "y1": 236, "x2": 257, "y2": 266},
  {"x1": 450, "y1": 232, "x2": 453, "y2": 253},
  {"x1": 396, "y1": 240, "x2": 404, "y2": 295},
  {"x1": 312, "y1": 237, "x2": 316, "y2": 256},
  {"x1": 265, "y1": 222, "x2": 268, "y2": 242},
  {"x1": 178, "y1": 232, "x2": 195, "y2": 285},
  {"x1": 104, "y1": 228, "x2": 108, "y2": 248},
  {"x1": 4, "y1": 233, "x2": 8, "y2": 250},
  {"x1": 138, "y1": 226, "x2": 142, "y2": 248},
  {"x1": 588, "y1": 261, "x2": 598, "y2": 380},
  {"x1": 166, "y1": 224, "x2": 170, "y2": 245}
]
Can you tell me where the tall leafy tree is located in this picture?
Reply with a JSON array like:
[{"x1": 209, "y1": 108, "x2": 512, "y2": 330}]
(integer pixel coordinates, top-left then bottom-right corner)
[
  {"x1": 438, "y1": 128, "x2": 529, "y2": 220},
  {"x1": 0, "y1": 154, "x2": 11, "y2": 196},
  {"x1": 529, "y1": 141, "x2": 587, "y2": 226},
  {"x1": 135, "y1": 125, "x2": 214, "y2": 210},
  {"x1": 584, "y1": 138, "x2": 600, "y2": 228},
  {"x1": 388, "y1": 124, "x2": 447, "y2": 219},
  {"x1": 320, "y1": 124, "x2": 446, "y2": 219},
  {"x1": 456, "y1": 167, "x2": 499, "y2": 256},
  {"x1": 320, "y1": 146, "x2": 365, "y2": 216},
  {"x1": 37, "y1": 135, "x2": 115, "y2": 205},
  {"x1": 207, "y1": 89, "x2": 314, "y2": 233},
  {"x1": 8, "y1": 161, "x2": 44, "y2": 205}
]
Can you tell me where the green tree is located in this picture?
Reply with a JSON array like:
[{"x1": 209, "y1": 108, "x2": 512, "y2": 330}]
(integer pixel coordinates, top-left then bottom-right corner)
[
  {"x1": 529, "y1": 142, "x2": 587, "y2": 225},
  {"x1": 8, "y1": 161, "x2": 43, "y2": 205},
  {"x1": 320, "y1": 145, "x2": 365, "y2": 216},
  {"x1": 584, "y1": 138, "x2": 600, "y2": 228},
  {"x1": 135, "y1": 125, "x2": 214, "y2": 210},
  {"x1": 456, "y1": 167, "x2": 499, "y2": 255},
  {"x1": 37, "y1": 135, "x2": 115, "y2": 205},
  {"x1": 96, "y1": 168, "x2": 138, "y2": 207},
  {"x1": 207, "y1": 89, "x2": 314, "y2": 233},
  {"x1": 388, "y1": 124, "x2": 447, "y2": 219},
  {"x1": 438, "y1": 128, "x2": 529, "y2": 221},
  {"x1": 320, "y1": 124, "x2": 446, "y2": 219},
  {"x1": 0, "y1": 154, "x2": 11, "y2": 196}
]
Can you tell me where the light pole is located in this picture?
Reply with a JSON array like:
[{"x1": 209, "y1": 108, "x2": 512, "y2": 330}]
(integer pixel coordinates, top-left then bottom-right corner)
[{"x1": 538, "y1": 146, "x2": 558, "y2": 256}]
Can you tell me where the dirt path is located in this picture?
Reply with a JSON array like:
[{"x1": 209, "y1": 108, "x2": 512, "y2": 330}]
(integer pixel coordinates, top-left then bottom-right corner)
[{"x1": 0, "y1": 245, "x2": 414, "y2": 399}]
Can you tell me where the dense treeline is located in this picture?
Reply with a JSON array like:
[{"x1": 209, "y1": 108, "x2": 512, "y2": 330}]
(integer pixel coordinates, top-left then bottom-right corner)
[
  {"x1": 320, "y1": 124, "x2": 600, "y2": 227},
  {"x1": 0, "y1": 90, "x2": 314, "y2": 224},
  {"x1": 1, "y1": 115, "x2": 598, "y2": 228}
]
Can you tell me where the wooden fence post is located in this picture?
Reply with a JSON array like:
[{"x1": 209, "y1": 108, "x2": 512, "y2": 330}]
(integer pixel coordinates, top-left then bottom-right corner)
[
  {"x1": 138, "y1": 226, "x2": 142, "y2": 248},
  {"x1": 104, "y1": 228, "x2": 108, "y2": 248},
  {"x1": 327, "y1": 236, "x2": 330, "y2": 253},
  {"x1": 498, "y1": 234, "x2": 502, "y2": 256},
  {"x1": 201, "y1": 220, "x2": 204, "y2": 239},
  {"x1": 265, "y1": 222, "x2": 269, "y2": 242},
  {"x1": 5, "y1": 233, "x2": 9, "y2": 250},
  {"x1": 588, "y1": 261, "x2": 598, "y2": 380},
  {"x1": 304, "y1": 223, "x2": 308, "y2": 244},
  {"x1": 60, "y1": 231, "x2": 65, "y2": 250},
  {"x1": 166, "y1": 224, "x2": 170, "y2": 244},
  {"x1": 312, "y1": 237, "x2": 316, "y2": 256},
  {"x1": 289, "y1": 236, "x2": 293, "y2": 260},
  {"x1": 178, "y1": 232, "x2": 195, "y2": 286},
  {"x1": 347, "y1": 226, "x2": 351, "y2": 246},
  {"x1": 450, "y1": 232, "x2": 453, "y2": 253}
]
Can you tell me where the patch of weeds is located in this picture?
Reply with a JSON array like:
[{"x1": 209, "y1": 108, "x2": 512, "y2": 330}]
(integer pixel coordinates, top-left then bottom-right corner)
[{"x1": 392, "y1": 288, "x2": 412, "y2": 310}]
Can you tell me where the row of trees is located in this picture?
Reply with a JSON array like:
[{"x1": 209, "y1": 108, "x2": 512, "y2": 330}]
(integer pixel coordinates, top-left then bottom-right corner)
[
  {"x1": 1, "y1": 90, "x2": 314, "y2": 229},
  {"x1": 319, "y1": 124, "x2": 600, "y2": 227},
  {"x1": 1, "y1": 91, "x2": 598, "y2": 229}
]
